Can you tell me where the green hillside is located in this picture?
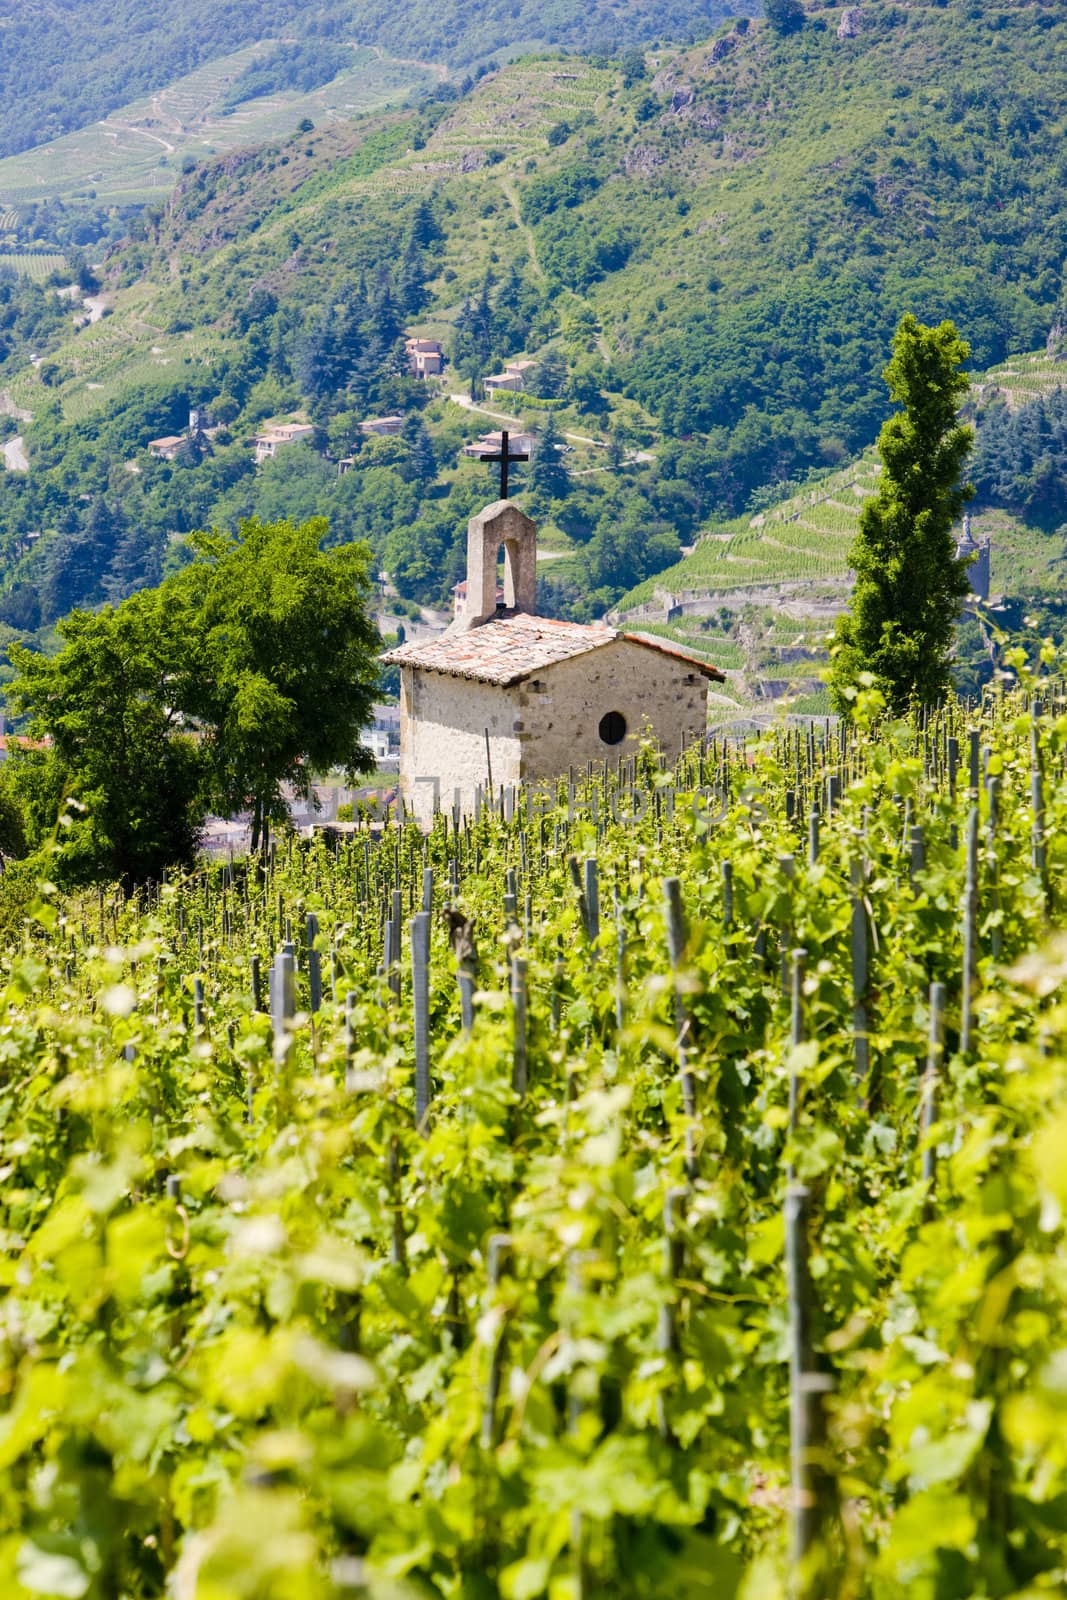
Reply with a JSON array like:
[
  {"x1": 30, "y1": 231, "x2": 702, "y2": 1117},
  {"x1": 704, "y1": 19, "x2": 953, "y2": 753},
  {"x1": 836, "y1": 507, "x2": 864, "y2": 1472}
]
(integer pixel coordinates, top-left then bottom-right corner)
[
  {"x1": 609, "y1": 346, "x2": 1067, "y2": 726},
  {"x1": 0, "y1": 0, "x2": 754, "y2": 162},
  {"x1": 15, "y1": 2, "x2": 1066, "y2": 472},
  {"x1": 0, "y1": 45, "x2": 438, "y2": 210},
  {"x1": 0, "y1": 1, "x2": 1065, "y2": 661},
  {"x1": 618, "y1": 348, "x2": 1067, "y2": 617}
]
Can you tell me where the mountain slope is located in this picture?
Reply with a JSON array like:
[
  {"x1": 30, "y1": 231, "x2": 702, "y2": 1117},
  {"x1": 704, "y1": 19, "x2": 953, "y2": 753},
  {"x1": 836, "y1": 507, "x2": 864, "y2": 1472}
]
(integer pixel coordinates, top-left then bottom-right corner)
[
  {"x1": 617, "y1": 348, "x2": 1067, "y2": 618},
  {"x1": 0, "y1": 0, "x2": 756, "y2": 162},
  {"x1": 0, "y1": 44, "x2": 436, "y2": 209},
  {"x1": 0, "y1": 2, "x2": 1065, "y2": 652},
  {"x1": 20, "y1": 1, "x2": 1064, "y2": 485}
]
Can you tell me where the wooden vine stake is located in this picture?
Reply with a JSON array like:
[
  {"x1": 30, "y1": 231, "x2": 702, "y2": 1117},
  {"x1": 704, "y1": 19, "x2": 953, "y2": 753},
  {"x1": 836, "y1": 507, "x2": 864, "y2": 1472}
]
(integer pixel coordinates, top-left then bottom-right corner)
[
  {"x1": 663, "y1": 877, "x2": 697, "y2": 1181},
  {"x1": 411, "y1": 912, "x2": 431, "y2": 1130},
  {"x1": 785, "y1": 948, "x2": 833, "y2": 1597},
  {"x1": 849, "y1": 853, "x2": 870, "y2": 1082},
  {"x1": 960, "y1": 807, "x2": 979, "y2": 1057},
  {"x1": 1031, "y1": 722, "x2": 1048, "y2": 917},
  {"x1": 656, "y1": 1186, "x2": 688, "y2": 1443},
  {"x1": 445, "y1": 908, "x2": 477, "y2": 1034},
  {"x1": 919, "y1": 980, "x2": 946, "y2": 1194},
  {"x1": 511, "y1": 956, "x2": 528, "y2": 1098},
  {"x1": 480, "y1": 1233, "x2": 512, "y2": 1450},
  {"x1": 613, "y1": 888, "x2": 626, "y2": 1034},
  {"x1": 269, "y1": 947, "x2": 296, "y2": 1069},
  {"x1": 566, "y1": 1250, "x2": 598, "y2": 1600}
]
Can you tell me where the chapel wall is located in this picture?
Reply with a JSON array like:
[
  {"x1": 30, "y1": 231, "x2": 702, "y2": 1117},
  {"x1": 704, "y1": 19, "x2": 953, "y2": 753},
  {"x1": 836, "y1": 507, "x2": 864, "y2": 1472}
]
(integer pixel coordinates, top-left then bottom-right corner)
[
  {"x1": 516, "y1": 640, "x2": 708, "y2": 784},
  {"x1": 398, "y1": 666, "x2": 522, "y2": 824}
]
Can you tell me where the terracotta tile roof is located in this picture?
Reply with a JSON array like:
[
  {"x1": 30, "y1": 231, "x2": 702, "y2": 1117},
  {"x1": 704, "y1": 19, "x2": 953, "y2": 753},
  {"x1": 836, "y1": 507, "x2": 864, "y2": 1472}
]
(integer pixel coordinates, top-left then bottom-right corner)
[{"x1": 381, "y1": 614, "x2": 724, "y2": 686}]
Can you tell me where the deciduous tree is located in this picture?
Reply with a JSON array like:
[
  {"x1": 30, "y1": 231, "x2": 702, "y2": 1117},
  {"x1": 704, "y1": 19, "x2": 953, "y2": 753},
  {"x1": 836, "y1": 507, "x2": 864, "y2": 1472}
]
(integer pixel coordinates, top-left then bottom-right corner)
[
  {"x1": 7, "y1": 587, "x2": 207, "y2": 886},
  {"x1": 171, "y1": 517, "x2": 381, "y2": 853},
  {"x1": 764, "y1": 0, "x2": 805, "y2": 36}
]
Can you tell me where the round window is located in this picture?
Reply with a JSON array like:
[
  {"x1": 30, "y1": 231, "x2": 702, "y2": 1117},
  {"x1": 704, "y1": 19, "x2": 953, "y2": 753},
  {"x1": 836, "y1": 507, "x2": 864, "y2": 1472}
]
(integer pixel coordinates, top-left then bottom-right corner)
[{"x1": 598, "y1": 711, "x2": 627, "y2": 746}]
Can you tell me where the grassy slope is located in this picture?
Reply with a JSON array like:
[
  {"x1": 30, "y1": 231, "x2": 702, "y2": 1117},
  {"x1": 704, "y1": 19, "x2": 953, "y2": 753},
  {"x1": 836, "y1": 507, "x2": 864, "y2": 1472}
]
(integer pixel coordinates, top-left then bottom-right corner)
[
  {"x1": 0, "y1": 0, "x2": 755, "y2": 163},
  {"x1": 0, "y1": 45, "x2": 437, "y2": 208},
  {"x1": 617, "y1": 347, "x2": 1067, "y2": 617},
  {"x1": 7, "y1": 1, "x2": 1064, "y2": 439}
]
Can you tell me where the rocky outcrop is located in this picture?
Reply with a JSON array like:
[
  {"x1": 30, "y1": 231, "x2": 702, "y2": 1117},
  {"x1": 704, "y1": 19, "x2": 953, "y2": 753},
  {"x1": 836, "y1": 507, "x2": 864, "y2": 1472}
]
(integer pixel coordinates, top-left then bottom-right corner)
[
  {"x1": 837, "y1": 8, "x2": 863, "y2": 39},
  {"x1": 623, "y1": 144, "x2": 666, "y2": 177},
  {"x1": 651, "y1": 61, "x2": 682, "y2": 94},
  {"x1": 707, "y1": 36, "x2": 736, "y2": 65},
  {"x1": 671, "y1": 86, "x2": 695, "y2": 113}
]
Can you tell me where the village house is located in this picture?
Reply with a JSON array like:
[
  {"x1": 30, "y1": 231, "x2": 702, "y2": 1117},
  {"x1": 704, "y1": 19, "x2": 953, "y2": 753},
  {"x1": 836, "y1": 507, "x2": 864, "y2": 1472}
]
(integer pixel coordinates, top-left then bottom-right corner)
[
  {"x1": 483, "y1": 359, "x2": 538, "y2": 396},
  {"x1": 362, "y1": 702, "x2": 401, "y2": 764},
  {"x1": 253, "y1": 422, "x2": 315, "y2": 464},
  {"x1": 145, "y1": 407, "x2": 221, "y2": 463},
  {"x1": 0, "y1": 716, "x2": 47, "y2": 763},
  {"x1": 452, "y1": 576, "x2": 504, "y2": 618},
  {"x1": 147, "y1": 435, "x2": 186, "y2": 462},
  {"x1": 463, "y1": 429, "x2": 537, "y2": 461},
  {"x1": 382, "y1": 501, "x2": 724, "y2": 824},
  {"x1": 406, "y1": 337, "x2": 445, "y2": 378},
  {"x1": 360, "y1": 415, "x2": 405, "y2": 438}
]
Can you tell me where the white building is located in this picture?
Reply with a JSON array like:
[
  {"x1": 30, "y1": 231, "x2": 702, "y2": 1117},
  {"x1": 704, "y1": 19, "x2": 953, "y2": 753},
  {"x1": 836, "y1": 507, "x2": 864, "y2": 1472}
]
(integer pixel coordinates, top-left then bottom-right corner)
[
  {"x1": 254, "y1": 423, "x2": 315, "y2": 464},
  {"x1": 382, "y1": 501, "x2": 723, "y2": 823}
]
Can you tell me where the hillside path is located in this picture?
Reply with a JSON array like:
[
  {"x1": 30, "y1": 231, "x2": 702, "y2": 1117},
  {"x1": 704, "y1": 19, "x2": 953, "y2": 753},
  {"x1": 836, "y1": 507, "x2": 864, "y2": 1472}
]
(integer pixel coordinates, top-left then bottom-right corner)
[
  {"x1": 3, "y1": 435, "x2": 28, "y2": 471},
  {"x1": 369, "y1": 45, "x2": 449, "y2": 82},
  {"x1": 447, "y1": 393, "x2": 618, "y2": 452},
  {"x1": 499, "y1": 175, "x2": 545, "y2": 283},
  {"x1": 100, "y1": 119, "x2": 176, "y2": 153}
]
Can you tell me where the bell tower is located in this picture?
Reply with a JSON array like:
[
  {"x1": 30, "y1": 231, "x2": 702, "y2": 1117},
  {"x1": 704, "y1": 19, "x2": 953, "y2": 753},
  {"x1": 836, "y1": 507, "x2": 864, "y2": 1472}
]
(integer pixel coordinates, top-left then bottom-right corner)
[{"x1": 450, "y1": 500, "x2": 538, "y2": 633}]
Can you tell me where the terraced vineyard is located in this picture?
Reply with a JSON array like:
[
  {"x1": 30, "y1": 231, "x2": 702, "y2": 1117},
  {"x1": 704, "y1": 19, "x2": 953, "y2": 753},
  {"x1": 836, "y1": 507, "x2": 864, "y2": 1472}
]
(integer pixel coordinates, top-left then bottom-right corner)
[
  {"x1": 0, "y1": 251, "x2": 67, "y2": 281},
  {"x1": 978, "y1": 349, "x2": 1067, "y2": 406},
  {"x1": 425, "y1": 58, "x2": 614, "y2": 167},
  {"x1": 0, "y1": 43, "x2": 437, "y2": 208},
  {"x1": 620, "y1": 348, "x2": 1067, "y2": 621},
  {"x1": 0, "y1": 670, "x2": 1065, "y2": 1596},
  {"x1": 619, "y1": 457, "x2": 883, "y2": 615}
]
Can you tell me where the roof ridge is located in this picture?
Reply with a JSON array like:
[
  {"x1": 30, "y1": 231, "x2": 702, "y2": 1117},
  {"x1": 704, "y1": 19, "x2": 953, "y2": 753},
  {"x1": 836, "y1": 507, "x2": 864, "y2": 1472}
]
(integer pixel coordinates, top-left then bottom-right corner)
[{"x1": 381, "y1": 612, "x2": 723, "y2": 686}]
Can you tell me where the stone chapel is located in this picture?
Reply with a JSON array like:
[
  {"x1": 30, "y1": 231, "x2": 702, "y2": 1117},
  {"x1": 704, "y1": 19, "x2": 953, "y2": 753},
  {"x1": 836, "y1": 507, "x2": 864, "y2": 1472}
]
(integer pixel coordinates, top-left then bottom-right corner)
[{"x1": 382, "y1": 500, "x2": 724, "y2": 824}]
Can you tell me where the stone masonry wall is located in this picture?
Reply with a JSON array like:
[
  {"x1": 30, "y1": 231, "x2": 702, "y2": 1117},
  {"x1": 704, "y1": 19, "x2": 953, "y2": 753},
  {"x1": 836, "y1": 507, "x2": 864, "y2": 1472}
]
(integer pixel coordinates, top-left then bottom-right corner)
[
  {"x1": 516, "y1": 639, "x2": 708, "y2": 782},
  {"x1": 398, "y1": 640, "x2": 708, "y2": 826},
  {"x1": 398, "y1": 665, "x2": 522, "y2": 824}
]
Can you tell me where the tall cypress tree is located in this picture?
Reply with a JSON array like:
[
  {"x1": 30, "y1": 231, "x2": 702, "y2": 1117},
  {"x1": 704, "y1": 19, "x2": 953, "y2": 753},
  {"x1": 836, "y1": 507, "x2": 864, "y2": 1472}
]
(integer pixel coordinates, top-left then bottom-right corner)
[{"x1": 830, "y1": 315, "x2": 974, "y2": 716}]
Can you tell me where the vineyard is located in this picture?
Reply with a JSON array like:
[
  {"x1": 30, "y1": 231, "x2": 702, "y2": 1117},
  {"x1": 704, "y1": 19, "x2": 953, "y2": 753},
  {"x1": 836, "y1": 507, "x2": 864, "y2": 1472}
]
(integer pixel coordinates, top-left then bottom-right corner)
[
  {"x1": 0, "y1": 664, "x2": 1066, "y2": 1598},
  {"x1": 0, "y1": 44, "x2": 434, "y2": 210},
  {"x1": 0, "y1": 252, "x2": 66, "y2": 281}
]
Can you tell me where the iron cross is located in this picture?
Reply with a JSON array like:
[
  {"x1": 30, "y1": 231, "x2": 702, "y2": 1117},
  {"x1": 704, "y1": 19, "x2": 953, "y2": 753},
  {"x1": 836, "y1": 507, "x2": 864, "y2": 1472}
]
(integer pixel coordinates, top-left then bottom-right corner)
[{"x1": 483, "y1": 429, "x2": 529, "y2": 499}]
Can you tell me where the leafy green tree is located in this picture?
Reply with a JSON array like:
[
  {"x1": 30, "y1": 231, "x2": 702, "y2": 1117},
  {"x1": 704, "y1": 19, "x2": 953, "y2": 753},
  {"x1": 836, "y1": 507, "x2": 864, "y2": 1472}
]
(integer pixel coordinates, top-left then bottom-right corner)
[
  {"x1": 170, "y1": 517, "x2": 381, "y2": 853},
  {"x1": 568, "y1": 357, "x2": 608, "y2": 415},
  {"x1": 764, "y1": 0, "x2": 805, "y2": 35},
  {"x1": 529, "y1": 415, "x2": 569, "y2": 503},
  {"x1": 530, "y1": 349, "x2": 567, "y2": 400},
  {"x1": 620, "y1": 47, "x2": 647, "y2": 89},
  {"x1": 830, "y1": 315, "x2": 974, "y2": 715},
  {"x1": 7, "y1": 588, "x2": 208, "y2": 887}
]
